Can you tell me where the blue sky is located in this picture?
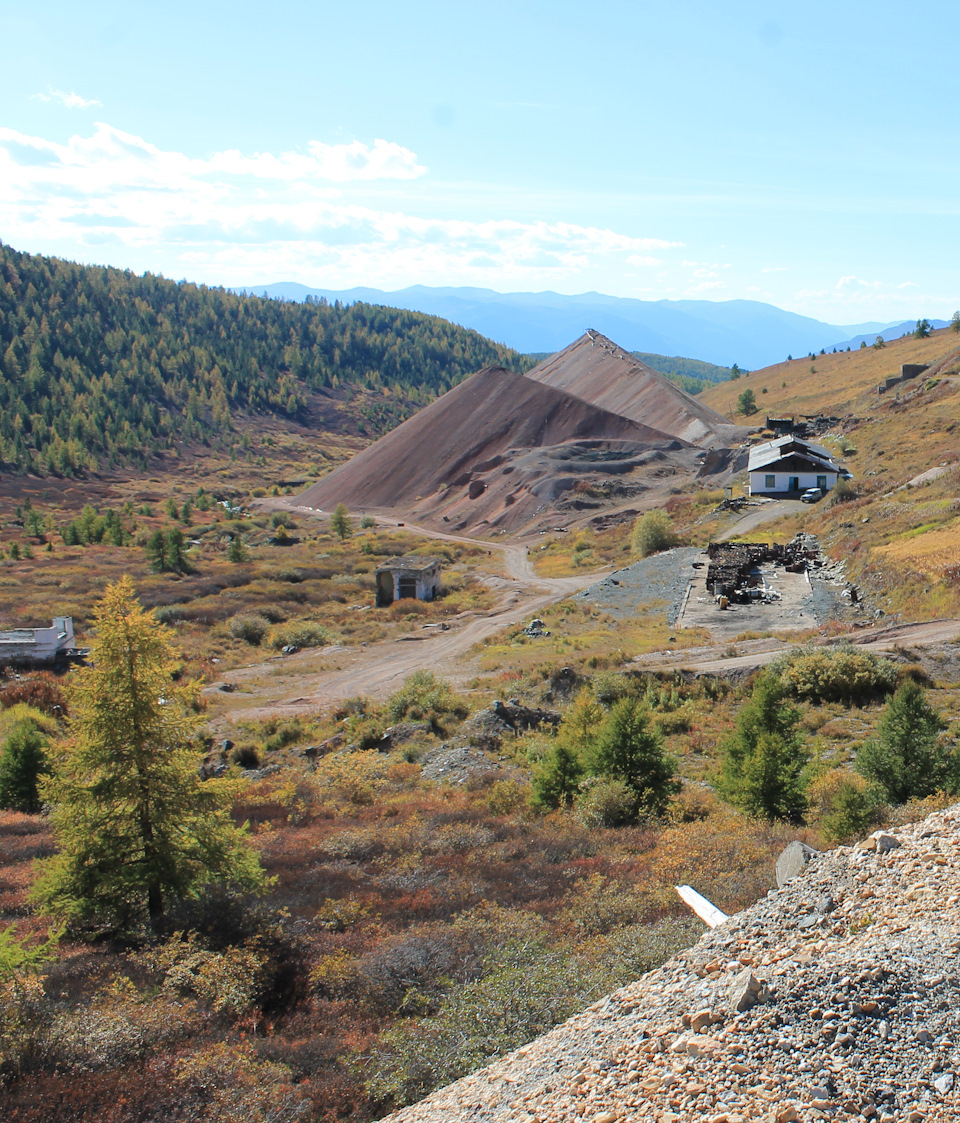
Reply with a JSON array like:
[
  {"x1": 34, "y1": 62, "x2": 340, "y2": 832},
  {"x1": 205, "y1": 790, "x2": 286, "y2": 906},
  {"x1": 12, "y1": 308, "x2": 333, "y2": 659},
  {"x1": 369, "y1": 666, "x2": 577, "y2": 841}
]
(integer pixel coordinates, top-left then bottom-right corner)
[{"x1": 1, "y1": 0, "x2": 958, "y2": 324}]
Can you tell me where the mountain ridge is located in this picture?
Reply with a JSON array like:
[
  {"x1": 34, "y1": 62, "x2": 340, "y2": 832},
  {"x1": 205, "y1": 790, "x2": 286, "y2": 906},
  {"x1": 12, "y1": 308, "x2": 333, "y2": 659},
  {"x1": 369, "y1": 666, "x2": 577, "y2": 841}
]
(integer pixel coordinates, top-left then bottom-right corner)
[{"x1": 238, "y1": 282, "x2": 936, "y2": 369}]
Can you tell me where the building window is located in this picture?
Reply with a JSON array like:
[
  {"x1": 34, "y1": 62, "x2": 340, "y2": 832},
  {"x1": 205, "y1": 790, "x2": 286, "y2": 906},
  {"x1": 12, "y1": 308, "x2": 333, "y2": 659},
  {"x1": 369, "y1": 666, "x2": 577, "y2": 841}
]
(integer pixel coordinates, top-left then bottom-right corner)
[
  {"x1": 817, "y1": 475, "x2": 827, "y2": 489},
  {"x1": 765, "y1": 474, "x2": 775, "y2": 488}
]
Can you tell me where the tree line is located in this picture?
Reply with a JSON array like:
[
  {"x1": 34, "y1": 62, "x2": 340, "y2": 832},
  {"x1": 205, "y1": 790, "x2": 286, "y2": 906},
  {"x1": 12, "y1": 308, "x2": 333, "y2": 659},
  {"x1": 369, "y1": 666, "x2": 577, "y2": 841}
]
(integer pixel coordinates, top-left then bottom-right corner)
[{"x1": 0, "y1": 242, "x2": 528, "y2": 476}]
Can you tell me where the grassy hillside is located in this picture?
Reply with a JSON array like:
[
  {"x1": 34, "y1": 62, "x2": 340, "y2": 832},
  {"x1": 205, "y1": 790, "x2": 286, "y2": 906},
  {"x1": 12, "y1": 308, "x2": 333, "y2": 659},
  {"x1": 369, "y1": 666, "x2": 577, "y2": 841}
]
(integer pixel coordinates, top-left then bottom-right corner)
[
  {"x1": 0, "y1": 243, "x2": 529, "y2": 477},
  {"x1": 701, "y1": 327, "x2": 960, "y2": 419}
]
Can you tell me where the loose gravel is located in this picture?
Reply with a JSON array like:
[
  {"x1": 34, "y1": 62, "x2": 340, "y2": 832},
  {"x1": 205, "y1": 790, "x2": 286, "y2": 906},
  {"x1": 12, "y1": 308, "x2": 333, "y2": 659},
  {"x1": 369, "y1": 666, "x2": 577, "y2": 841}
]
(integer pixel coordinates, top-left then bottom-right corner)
[
  {"x1": 384, "y1": 803, "x2": 960, "y2": 1123},
  {"x1": 573, "y1": 547, "x2": 702, "y2": 625}
]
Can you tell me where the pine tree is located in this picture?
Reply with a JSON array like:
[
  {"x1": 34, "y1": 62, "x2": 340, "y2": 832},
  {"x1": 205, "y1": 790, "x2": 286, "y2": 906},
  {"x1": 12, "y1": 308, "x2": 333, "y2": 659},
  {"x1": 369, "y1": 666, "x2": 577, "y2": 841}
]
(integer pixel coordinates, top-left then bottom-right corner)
[
  {"x1": 145, "y1": 529, "x2": 167, "y2": 572},
  {"x1": 532, "y1": 741, "x2": 584, "y2": 809},
  {"x1": 0, "y1": 718, "x2": 48, "y2": 813},
  {"x1": 718, "y1": 672, "x2": 809, "y2": 822},
  {"x1": 164, "y1": 527, "x2": 189, "y2": 573},
  {"x1": 330, "y1": 503, "x2": 353, "y2": 541},
  {"x1": 855, "y1": 681, "x2": 960, "y2": 804},
  {"x1": 31, "y1": 578, "x2": 267, "y2": 935},
  {"x1": 591, "y1": 698, "x2": 679, "y2": 819},
  {"x1": 227, "y1": 534, "x2": 248, "y2": 563}
]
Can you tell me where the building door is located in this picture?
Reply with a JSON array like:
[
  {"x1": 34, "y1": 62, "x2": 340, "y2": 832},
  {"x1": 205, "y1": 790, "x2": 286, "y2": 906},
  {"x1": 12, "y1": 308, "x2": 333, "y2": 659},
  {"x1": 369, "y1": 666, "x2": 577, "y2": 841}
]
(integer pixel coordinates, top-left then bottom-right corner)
[
  {"x1": 817, "y1": 475, "x2": 827, "y2": 490},
  {"x1": 789, "y1": 477, "x2": 799, "y2": 492}
]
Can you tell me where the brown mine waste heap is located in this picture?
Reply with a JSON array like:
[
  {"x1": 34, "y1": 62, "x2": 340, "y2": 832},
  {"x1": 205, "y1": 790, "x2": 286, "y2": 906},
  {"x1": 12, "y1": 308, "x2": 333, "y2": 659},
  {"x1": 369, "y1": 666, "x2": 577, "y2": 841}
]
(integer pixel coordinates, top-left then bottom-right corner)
[
  {"x1": 385, "y1": 802, "x2": 960, "y2": 1123},
  {"x1": 297, "y1": 331, "x2": 748, "y2": 534},
  {"x1": 526, "y1": 329, "x2": 744, "y2": 447}
]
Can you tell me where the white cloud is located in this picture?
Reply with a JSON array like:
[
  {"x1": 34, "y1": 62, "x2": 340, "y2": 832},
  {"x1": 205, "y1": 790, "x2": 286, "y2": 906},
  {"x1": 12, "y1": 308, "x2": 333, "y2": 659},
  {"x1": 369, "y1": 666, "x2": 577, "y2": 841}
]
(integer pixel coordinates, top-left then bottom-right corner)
[
  {"x1": 31, "y1": 89, "x2": 101, "y2": 109},
  {"x1": 0, "y1": 121, "x2": 686, "y2": 291}
]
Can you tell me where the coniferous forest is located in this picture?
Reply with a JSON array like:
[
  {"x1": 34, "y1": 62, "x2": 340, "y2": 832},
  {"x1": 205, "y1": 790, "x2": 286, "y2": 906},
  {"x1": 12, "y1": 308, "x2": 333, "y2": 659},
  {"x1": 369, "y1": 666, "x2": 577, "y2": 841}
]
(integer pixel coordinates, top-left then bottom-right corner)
[{"x1": 0, "y1": 243, "x2": 528, "y2": 476}]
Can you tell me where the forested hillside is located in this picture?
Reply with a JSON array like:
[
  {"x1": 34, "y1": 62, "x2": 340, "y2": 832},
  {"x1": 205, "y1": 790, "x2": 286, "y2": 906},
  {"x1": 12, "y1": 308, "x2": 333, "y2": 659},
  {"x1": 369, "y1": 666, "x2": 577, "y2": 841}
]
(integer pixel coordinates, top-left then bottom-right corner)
[{"x1": 0, "y1": 244, "x2": 527, "y2": 476}]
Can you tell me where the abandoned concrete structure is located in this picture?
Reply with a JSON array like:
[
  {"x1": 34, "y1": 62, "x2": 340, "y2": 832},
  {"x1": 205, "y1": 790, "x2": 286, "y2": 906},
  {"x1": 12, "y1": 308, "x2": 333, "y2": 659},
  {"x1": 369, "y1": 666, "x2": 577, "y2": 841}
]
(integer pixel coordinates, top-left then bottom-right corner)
[
  {"x1": 746, "y1": 436, "x2": 840, "y2": 496},
  {"x1": 375, "y1": 556, "x2": 442, "y2": 606},
  {"x1": 705, "y1": 538, "x2": 819, "y2": 602},
  {"x1": 0, "y1": 616, "x2": 80, "y2": 665}
]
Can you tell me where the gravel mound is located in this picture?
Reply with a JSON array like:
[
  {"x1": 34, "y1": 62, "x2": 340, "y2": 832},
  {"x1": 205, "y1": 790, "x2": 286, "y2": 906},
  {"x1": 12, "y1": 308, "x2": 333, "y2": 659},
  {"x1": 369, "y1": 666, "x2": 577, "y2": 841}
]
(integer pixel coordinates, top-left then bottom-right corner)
[
  {"x1": 384, "y1": 803, "x2": 960, "y2": 1123},
  {"x1": 573, "y1": 547, "x2": 702, "y2": 623}
]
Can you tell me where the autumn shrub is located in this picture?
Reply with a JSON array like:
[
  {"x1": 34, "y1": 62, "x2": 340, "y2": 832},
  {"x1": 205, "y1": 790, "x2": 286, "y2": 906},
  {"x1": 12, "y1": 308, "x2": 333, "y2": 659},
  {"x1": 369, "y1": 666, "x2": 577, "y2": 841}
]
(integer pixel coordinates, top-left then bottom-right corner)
[
  {"x1": 230, "y1": 744, "x2": 261, "y2": 769},
  {"x1": 559, "y1": 872, "x2": 646, "y2": 936},
  {"x1": 229, "y1": 612, "x2": 271, "y2": 645},
  {"x1": 575, "y1": 777, "x2": 636, "y2": 828},
  {"x1": 483, "y1": 778, "x2": 530, "y2": 816},
  {"x1": 0, "y1": 673, "x2": 67, "y2": 716},
  {"x1": 387, "y1": 599, "x2": 428, "y2": 619},
  {"x1": 268, "y1": 620, "x2": 330, "y2": 650},
  {"x1": 172, "y1": 1042, "x2": 315, "y2": 1123},
  {"x1": 385, "y1": 671, "x2": 469, "y2": 726},
  {"x1": 776, "y1": 645, "x2": 899, "y2": 704},
  {"x1": 139, "y1": 933, "x2": 268, "y2": 1015},
  {"x1": 357, "y1": 946, "x2": 610, "y2": 1110},
  {"x1": 807, "y1": 769, "x2": 882, "y2": 843}
]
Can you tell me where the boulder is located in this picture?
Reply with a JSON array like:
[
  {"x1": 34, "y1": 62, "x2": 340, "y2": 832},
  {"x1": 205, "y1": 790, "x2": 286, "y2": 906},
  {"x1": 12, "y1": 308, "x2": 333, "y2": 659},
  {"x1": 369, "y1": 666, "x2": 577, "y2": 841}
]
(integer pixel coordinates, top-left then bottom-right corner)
[
  {"x1": 776, "y1": 840, "x2": 821, "y2": 888},
  {"x1": 728, "y1": 968, "x2": 770, "y2": 1013}
]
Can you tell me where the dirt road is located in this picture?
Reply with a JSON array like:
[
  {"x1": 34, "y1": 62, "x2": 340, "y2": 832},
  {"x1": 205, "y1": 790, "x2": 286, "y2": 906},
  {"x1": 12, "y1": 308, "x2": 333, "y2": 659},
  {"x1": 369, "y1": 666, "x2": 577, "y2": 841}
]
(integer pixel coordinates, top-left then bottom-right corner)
[
  {"x1": 632, "y1": 618, "x2": 960, "y2": 678},
  {"x1": 210, "y1": 505, "x2": 604, "y2": 720}
]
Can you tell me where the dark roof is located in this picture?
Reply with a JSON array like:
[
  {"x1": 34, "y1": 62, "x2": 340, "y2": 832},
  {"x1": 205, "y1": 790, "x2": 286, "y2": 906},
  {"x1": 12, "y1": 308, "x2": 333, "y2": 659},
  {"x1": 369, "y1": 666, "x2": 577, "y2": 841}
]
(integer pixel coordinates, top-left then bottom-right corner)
[{"x1": 375, "y1": 555, "x2": 442, "y2": 574}]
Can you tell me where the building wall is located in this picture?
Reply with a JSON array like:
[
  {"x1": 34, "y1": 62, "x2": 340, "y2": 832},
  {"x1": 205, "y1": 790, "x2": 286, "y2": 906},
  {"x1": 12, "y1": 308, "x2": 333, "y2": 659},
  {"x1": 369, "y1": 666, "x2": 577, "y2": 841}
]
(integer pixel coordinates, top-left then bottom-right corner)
[{"x1": 748, "y1": 469, "x2": 837, "y2": 494}]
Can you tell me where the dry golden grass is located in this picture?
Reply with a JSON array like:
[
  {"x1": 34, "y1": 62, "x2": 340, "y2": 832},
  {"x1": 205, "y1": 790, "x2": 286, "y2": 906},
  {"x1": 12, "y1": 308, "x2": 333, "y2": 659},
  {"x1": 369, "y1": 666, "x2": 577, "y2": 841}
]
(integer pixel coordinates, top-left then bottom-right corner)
[{"x1": 701, "y1": 327, "x2": 960, "y2": 419}]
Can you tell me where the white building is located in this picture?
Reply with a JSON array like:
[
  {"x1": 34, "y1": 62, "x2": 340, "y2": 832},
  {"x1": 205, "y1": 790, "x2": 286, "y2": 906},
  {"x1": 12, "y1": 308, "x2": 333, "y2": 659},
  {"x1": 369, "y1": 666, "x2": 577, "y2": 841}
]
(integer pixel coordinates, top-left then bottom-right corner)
[
  {"x1": 0, "y1": 616, "x2": 77, "y2": 665},
  {"x1": 747, "y1": 436, "x2": 841, "y2": 496},
  {"x1": 375, "y1": 556, "x2": 442, "y2": 606}
]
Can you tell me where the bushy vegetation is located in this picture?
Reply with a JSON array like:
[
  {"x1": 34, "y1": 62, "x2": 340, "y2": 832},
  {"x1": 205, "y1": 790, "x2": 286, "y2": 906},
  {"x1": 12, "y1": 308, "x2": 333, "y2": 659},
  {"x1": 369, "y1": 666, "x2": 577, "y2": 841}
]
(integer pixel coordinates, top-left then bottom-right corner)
[
  {"x1": 775, "y1": 645, "x2": 900, "y2": 704},
  {"x1": 630, "y1": 509, "x2": 677, "y2": 558}
]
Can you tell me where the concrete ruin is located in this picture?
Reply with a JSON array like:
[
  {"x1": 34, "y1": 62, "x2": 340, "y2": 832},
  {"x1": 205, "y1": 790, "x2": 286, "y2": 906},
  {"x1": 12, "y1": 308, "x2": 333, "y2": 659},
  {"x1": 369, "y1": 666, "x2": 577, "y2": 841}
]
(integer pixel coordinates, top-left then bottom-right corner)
[
  {"x1": 375, "y1": 556, "x2": 442, "y2": 606},
  {"x1": 0, "y1": 616, "x2": 82, "y2": 666},
  {"x1": 705, "y1": 538, "x2": 819, "y2": 603}
]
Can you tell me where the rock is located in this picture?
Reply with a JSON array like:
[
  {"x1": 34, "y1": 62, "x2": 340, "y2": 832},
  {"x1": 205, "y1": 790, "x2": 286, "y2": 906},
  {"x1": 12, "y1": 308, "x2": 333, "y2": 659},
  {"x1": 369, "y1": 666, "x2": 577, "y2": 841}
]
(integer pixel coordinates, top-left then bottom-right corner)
[
  {"x1": 689, "y1": 1008, "x2": 717, "y2": 1032},
  {"x1": 776, "y1": 841, "x2": 821, "y2": 887},
  {"x1": 773, "y1": 1106, "x2": 802, "y2": 1123},
  {"x1": 728, "y1": 968, "x2": 769, "y2": 1013},
  {"x1": 593, "y1": 1113, "x2": 619, "y2": 1123},
  {"x1": 379, "y1": 722, "x2": 432, "y2": 750},
  {"x1": 933, "y1": 1073, "x2": 954, "y2": 1094}
]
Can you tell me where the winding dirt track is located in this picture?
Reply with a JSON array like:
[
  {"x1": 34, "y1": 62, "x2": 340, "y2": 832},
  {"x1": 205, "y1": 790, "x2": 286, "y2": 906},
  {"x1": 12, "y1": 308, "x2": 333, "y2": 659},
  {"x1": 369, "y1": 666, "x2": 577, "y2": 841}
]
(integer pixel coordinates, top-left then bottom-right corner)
[{"x1": 209, "y1": 506, "x2": 604, "y2": 721}]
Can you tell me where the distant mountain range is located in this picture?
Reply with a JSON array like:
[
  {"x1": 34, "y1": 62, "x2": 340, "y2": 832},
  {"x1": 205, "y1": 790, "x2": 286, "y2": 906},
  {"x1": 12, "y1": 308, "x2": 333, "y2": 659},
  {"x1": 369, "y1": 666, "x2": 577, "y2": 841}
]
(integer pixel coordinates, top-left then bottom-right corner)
[{"x1": 235, "y1": 282, "x2": 944, "y2": 370}]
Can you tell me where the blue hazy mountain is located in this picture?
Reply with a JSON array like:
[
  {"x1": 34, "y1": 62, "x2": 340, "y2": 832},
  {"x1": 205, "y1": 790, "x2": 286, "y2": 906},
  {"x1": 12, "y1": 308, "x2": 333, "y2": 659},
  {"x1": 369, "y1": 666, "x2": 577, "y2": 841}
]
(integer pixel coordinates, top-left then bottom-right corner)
[{"x1": 235, "y1": 282, "x2": 924, "y2": 370}]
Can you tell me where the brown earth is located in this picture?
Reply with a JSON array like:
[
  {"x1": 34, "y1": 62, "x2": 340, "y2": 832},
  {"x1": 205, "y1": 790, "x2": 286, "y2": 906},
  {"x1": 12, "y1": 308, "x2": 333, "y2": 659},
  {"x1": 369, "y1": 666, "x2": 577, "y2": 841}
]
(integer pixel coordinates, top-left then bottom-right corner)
[
  {"x1": 527, "y1": 330, "x2": 748, "y2": 446},
  {"x1": 297, "y1": 333, "x2": 750, "y2": 536}
]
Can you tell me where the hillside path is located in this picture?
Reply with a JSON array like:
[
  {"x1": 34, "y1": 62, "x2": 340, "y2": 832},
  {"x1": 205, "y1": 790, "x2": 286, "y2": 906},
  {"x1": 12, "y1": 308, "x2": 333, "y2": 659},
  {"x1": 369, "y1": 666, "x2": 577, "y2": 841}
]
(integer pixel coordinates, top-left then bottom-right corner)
[{"x1": 209, "y1": 505, "x2": 604, "y2": 720}]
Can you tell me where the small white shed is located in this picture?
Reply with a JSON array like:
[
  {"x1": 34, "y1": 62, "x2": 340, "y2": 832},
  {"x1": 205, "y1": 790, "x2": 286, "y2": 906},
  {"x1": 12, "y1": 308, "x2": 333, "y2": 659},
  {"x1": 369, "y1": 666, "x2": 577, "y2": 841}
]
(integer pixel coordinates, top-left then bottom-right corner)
[{"x1": 375, "y1": 556, "x2": 442, "y2": 606}]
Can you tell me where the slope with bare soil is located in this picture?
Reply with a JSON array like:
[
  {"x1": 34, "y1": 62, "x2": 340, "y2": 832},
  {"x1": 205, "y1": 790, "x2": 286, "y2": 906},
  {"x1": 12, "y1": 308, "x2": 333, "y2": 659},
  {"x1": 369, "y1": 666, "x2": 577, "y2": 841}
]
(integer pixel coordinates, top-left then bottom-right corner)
[
  {"x1": 296, "y1": 364, "x2": 695, "y2": 534},
  {"x1": 527, "y1": 329, "x2": 747, "y2": 446}
]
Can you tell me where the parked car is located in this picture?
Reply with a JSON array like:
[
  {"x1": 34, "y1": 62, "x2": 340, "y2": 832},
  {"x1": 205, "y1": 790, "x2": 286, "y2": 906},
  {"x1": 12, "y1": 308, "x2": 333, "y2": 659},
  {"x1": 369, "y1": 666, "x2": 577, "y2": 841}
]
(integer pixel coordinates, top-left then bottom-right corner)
[{"x1": 800, "y1": 487, "x2": 823, "y2": 503}]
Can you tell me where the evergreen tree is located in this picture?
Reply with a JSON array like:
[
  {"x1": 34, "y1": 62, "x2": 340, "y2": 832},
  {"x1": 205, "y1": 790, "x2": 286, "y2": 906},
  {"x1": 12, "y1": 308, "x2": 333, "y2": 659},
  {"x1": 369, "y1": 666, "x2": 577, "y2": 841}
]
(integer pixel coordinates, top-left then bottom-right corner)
[
  {"x1": 0, "y1": 718, "x2": 48, "y2": 813},
  {"x1": 227, "y1": 534, "x2": 248, "y2": 563},
  {"x1": 31, "y1": 578, "x2": 267, "y2": 935},
  {"x1": 914, "y1": 318, "x2": 931, "y2": 339},
  {"x1": 952, "y1": 310, "x2": 960, "y2": 334},
  {"x1": 164, "y1": 527, "x2": 189, "y2": 573},
  {"x1": 330, "y1": 503, "x2": 353, "y2": 541},
  {"x1": 145, "y1": 529, "x2": 167, "y2": 572},
  {"x1": 855, "y1": 681, "x2": 960, "y2": 804},
  {"x1": 532, "y1": 741, "x2": 585, "y2": 810},
  {"x1": 591, "y1": 697, "x2": 678, "y2": 819},
  {"x1": 736, "y1": 388, "x2": 758, "y2": 416},
  {"x1": 718, "y1": 672, "x2": 809, "y2": 822}
]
